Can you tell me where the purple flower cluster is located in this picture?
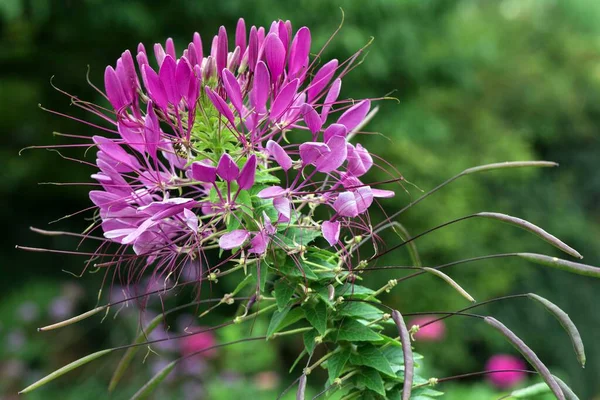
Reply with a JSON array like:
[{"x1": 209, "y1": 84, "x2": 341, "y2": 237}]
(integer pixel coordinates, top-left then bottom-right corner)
[{"x1": 86, "y1": 18, "x2": 395, "y2": 278}]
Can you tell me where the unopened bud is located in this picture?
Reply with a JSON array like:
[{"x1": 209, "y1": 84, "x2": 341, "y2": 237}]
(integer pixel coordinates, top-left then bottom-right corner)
[
  {"x1": 428, "y1": 377, "x2": 439, "y2": 386},
  {"x1": 314, "y1": 335, "x2": 323, "y2": 344}
]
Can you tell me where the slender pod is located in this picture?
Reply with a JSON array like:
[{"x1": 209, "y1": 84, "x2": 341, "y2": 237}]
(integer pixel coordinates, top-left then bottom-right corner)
[
  {"x1": 422, "y1": 267, "x2": 475, "y2": 302},
  {"x1": 528, "y1": 293, "x2": 585, "y2": 367},
  {"x1": 518, "y1": 253, "x2": 600, "y2": 278},
  {"x1": 392, "y1": 310, "x2": 413, "y2": 400},
  {"x1": 484, "y1": 317, "x2": 564, "y2": 400}
]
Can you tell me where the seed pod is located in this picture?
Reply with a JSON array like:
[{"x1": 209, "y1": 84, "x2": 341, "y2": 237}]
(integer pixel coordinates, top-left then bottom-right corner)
[
  {"x1": 484, "y1": 317, "x2": 564, "y2": 400},
  {"x1": 296, "y1": 374, "x2": 307, "y2": 400},
  {"x1": 38, "y1": 306, "x2": 107, "y2": 331},
  {"x1": 527, "y1": 293, "x2": 585, "y2": 367},
  {"x1": 476, "y1": 212, "x2": 582, "y2": 259},
  {"x1": 518, "y1": 253, "x2": 600, "y2": 278},
  {"x1": 422, "y1": 267, "x2": 475, "y2": 302},
  {"x1": 392, "y1": 310, "x2": 413, "y2": 400}
]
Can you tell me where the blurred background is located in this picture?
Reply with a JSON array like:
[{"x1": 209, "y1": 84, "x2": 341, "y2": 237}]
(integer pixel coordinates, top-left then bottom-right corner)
[{"x1": 1, "y1": 0, "x2": 600, "y2": 398}]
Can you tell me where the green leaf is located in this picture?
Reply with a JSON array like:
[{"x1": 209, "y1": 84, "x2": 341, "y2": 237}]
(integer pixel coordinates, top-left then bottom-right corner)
[
  {"x1": 255, "y1": 261, "x2": 269, "y2": 293},
  {"x1": 277, "y1": 258, "x2": 319, "y2": 281},
  {"x1": 267, "y1": 306, "x2": 291, "y2": 338},
  {"x1": 274, "y1": 279, "x2": 295, "y2": 311},
  {"x1": 20, "y1": 349, "x2": 113, "y2": 394},
  {"x1": 277, "y1": 307, "x2": 306, "y2": 331},
  {"x1": 337, "y1": 302, "x2": 384, "y2": 321},
  {"x1": 333, "y1": 319, "x2": 382, "y2": 342},
  {"x1": 335, "y1": 283, "x2": 377, "y2": 299},
  {"x1": 231, "y1": 273, "x2": 254, "y2": 296},
  {"x1": 303, "y1": 329, "x2": 319, "y2": 355},
  {"x1": 304, "y1": 300, "x2": 327, "y2": 335},
  {"x1": 276, "y1": 227, "x2": 322, "y2": 248},
  {"x1": 235, "y1": 190, "x2": 254, "y2": 218},
  {"x1": 356, "y1": 368, "x2": 385, "y2": 396},
  {"x1": 350, "y1": 344, "x2": 396, "y2": 377},
  {"x1": 255, "y1": 171, "x2": 281, "y2": 184},
  {"x1": 326, "y1": 348, "x2": 351, "y2": 382},
  {"x1": 407, "y1": 387, "x2": 445, "y2": 399}
]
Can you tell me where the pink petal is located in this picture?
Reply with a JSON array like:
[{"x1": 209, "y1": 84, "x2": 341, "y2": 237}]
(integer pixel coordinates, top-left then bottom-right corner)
[
  {"x1": 205, "y1": 86, "x2": 236, "y2": 126},
  {"x1": 299, "y1": 142, "x2": 330, "y2": 166},
  {"x1": 216, "y1": 153, "x2": 240, "y2": 182},
  {"x1": 257, "y1": 185, "x2": 286, "y2": 199},
  {"x1": 322, "y1": 221, "x2": 340, "y2": 246},
  {"x1": 249, "y1": 231, "x2": 269, "y2": 254},
  {"x1": 371, "y1": 188, "x2": 395, "y2": 198},
  {"x1": 144, "y1": 102, "x2": 160, "y2": 160},
  {"x1": 216, "y1": 26, "x2": 228, "y2": 77},
  {"x1": 346, "y1": 143, "x2": 373, "y2": 177},
  {"x1": 104, "y1": 66, "x2": 127, "y2": 110},
  {"x1": 251, "y1": 61, "x2": 270, "y2": 113},
  {"x1": 193, "y1": 32, "x2": 203, "y2": 62},
  {"x1": 264, "y1": 33, "x2": 286, "y2": 80},
  {"x1": 165, "y1": 38, "x2": 176, "y2": 58},
  {"x1": 142, "y1": 64, "x2": 167, "y2": 109},
  {"x1": 270, "y1": 79, "x2": 299, "y2": 121},
  {"x1": 191, "y1": 161, "x2": 217, "y2": 183},
  {"x1": 219, "y1": 229, "x2": 249, "y2": 250},
  {"x1": 235, "y1": 18, "x2": 247, "y2": 55},
  {"x1": 333, "y1": 192, "x2": 358, "y2": 217},
  {"x1": 247, "y1": 26, "x2": 258, "y2": 71},
  {"x1": 153, "y1": 43, "x2": 166, "y2": 66},
  {"x1": 117, "y1": 122, "x2": 144, "y2": 153},
  {"x1": 175, "y1": 58, "x2": 192, "y2": 102},
  {"x1": 354, "y1": 186, "x2": 374, "y2": 214},
  {"x1": 321, "y1": 78, "x2": 341, "y2": 123},
  {"x1": 301, "y1": 104, "x2": 323, "y2": 135},
  {"x1": 288, "y1": 27, "x2": 311, "y2": 77},
  {"x1": 316, "y1": 135, "x2": 347, "y2": 173},
  {"x1": 183, "y1": 208, "x2": 198, "y2": 233},
  {"x1": 337, "y1": 100, "x2": 371, "y2": 132},
  {"x1": 323, "y1": 123, "x2": 347, "y2": 143},
  {"x1": 159, "y1": 55, "x2": 179, "y2": 105},
  {"x1": 222, "y1": 69, "x2": 243, "y2": 115},
  {"x1": 307, "y1": 59, "x2": 338, "y2": 102},
  {"x1": 266, "y1": 140, "x2": 293, "y2": 171},
  {"x1": 273, "y1": 197, "x2": 291, "y2": 220},
  {"x1": 237, "y1": 155, "x2": 257, "y2": 190}
]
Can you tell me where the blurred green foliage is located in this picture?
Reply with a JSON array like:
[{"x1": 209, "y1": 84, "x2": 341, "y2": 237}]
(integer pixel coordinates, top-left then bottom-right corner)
[{"x1": 2, "y1": 0, "x2": 599, "y2": 398}]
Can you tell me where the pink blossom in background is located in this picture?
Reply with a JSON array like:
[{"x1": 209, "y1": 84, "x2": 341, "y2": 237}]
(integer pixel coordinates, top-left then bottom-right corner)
[
  {"x1": 485, "y1": 354, "x2": 527, "y2": 389},
  {"x1": 180, "y1": 329, "x2": 217, "y2": 359},
  {"x1": 410, "y1": 317, "x2": 446, "y2": 341}
]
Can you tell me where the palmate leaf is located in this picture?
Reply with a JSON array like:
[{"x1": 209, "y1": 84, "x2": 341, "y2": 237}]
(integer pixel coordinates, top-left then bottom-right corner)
[
  {"x1": 304, "y1": 300, "x2": 327, "y2": 335},
  {"x1": 333, "y1": 319, "x2": 382, "y2": 342},
  {"x1": 356, "y1": 368, "x2": 386, "y2": 396},
  {"x1": 274, "y1": 279, "x2": 296, "y2": 311},
  {"x1": 349, "y1": 344, "x2": 396, "y2": 378}
]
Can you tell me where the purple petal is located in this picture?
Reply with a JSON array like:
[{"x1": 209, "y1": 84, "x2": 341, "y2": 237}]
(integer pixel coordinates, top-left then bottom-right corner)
[
  {"x1": 371, "y1": 188, "x2": 395, "y2": 198},
  {"x1": 93, "y1": 136, "x2": 141, "y2": 171},
  {"x1": 104, "y1": 66, "x2": 126, "y2": 110},
  {"x1": 119, "y1": 50, "x2": 138, "y2": 100},
  {"x1": 216, "y1": 153, "x2": 239, "y2": 182},
  {"x1": 323, "y1": 123, "x2": 347, "y2": 143},
  {"x1": 333, "y1": 192, "x2": 358, "y2": 217},
  {"x1": 273, "y1": 197, "x2": 291, "y2": 220},
  {"x1": 299, "y1": 142, "x2": 330, "y2": 166},
  {"x1": 153, "y1": 43, "x2": 166, "y2": 66},
  {"x1": 236, "y1": 18, "x2": 247, "y2": 55},
  {"x1": 142, "y1": 64, "x2": 167, "y2": 109},
  {"x1": 321, "y1": 78, "x2": 341, "y2": 123},
  {"x1": 347, "y1": 143, "x2": 373, "y2": 177},
  {"x1": 205, "y1": 86, "x2": 236, "y2": 126},
  {"x1": 89, "y1": 190, "x2": 128, "y2": 212},
  {"x1": 251, "y1": 61, "x2": 270, "y2": 113},
  {"x1": 266, "y1": 140, "x2": 293, "y2": 171},
  {"x1": 191, "y1": 161, "x2": 217, "y2": 183},
  {"x1": 277, "y1": 21, "x2": 290, "y2": 53},
  {"x1": 316, "y1": 135, "x2": 347, "y2": 173},
  {"x1": 270, "y1": 79, "x2": 299, "y2": 121},
  {"x1": 247, "y1": 26, "x2": 258, "y2": 71},
  {"x1": 183, "y1": 208, "x2": 198, "y2": 233},
  {"x1": 322, "y1": 221, "x2": 340, "y2": 246},
  {"x1": 264, "y1": 33, "x2": 286, "y2": 80},
  {"x1": 337, "y1": 100, "x2": 371, "y2": 132},
  {"x1": 354, "y1": 186, "x2": 374, "y2": 214},
  {"x1": 263, "y1": 211, "x2": 276, "y2": 234},
  {"x1": 257, "y1": 185, "x2": 286, "y2": 199},
  {"x1": 193, "y1": 32, "x2": 203, "y2": 62},
  {"x1": 117, "y1": 122, "x2": 144, "y2": 153},
  {"x1": 216, "y1": 26, "x2": 228, "y2": 77},
  {"x1": 237, "y1": 155, "x2": 256, "y2": 190},
  {"x1": 249, "y1": 231, "x2": 269, "y2": 254},
  {"x1": 144, "y1": 102, "x2": 160, "y2": 160},
  {"x1": 222, "y1": 69, "x2": 243, "y2": 115},
  {"x1": 175, "y1": 58, "x2": 192, "y2": 102},
  {"x1": 301, "y1": 104, "x2": 323, "y2": 136},
  {"x1": 307, "y1": 59, "x2": 338, "y2": 102},
  {"x1": 165, "y1": 38, "x2": 176, "y2": 58},
  {"x1": 288, "y1": 27, "x2": 311, "y2": 77},
  {"x1": 159, "y1": 55, "x2": 180, "y2": 105},
  {"x1": 219, "y1": 229, "x2": 249, "y2": 250}
]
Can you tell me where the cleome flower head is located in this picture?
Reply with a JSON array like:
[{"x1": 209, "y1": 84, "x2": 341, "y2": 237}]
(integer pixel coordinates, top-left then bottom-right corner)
[{"x1": 40, "y1": 18, "x2": 399, "y2": 289}]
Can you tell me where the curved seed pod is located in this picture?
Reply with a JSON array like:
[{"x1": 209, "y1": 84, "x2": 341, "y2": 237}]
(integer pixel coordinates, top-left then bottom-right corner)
[
  {"x1": 392, "y1": 310, "x2": 413, "y2": 400},
  {"x1": 422, "y1": 267, "x2": 475, "y2": 302},
  {"x1": 38, "y1": 306, "x2": 107, "y2": 331},
  {"x1": 130, "y1": 360, "x2": 176, "y2": 400},
  {"x1": 528, "y1": 293, "x2": 585, "y2": 367},
  {"x1": 518, "y1": 253, "x2": 600, "y2": 278},
  {"x1": 20, "y1": 349, "x2": 113, "y2": 394},
  {"x1": 463, "y1": 161, "x2": 558, "y2": 175},
  {"x1": 553, "y1": 375, "x2": 581, "y2": 400},
  {"x1": 476, "y1": 213, "x2": 582, "y2": 259},
  {"x1": 484, "y1": 317, "x2": 565, "y2": 400},
  {"x1": 109, "y1": 314, "x2": 164, "y2": 392},
  {"x1": 296, "y1": 374, "x2": 307, "y2": 400}
]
